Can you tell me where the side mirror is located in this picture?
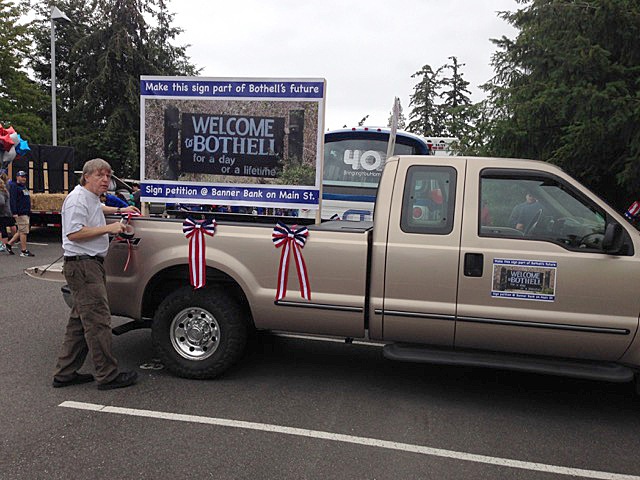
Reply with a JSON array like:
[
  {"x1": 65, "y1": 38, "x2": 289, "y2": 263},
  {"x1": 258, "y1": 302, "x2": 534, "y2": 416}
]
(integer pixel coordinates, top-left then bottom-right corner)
[{"x1": 602, "y1": 222, "x2": 624, "y2": 254}]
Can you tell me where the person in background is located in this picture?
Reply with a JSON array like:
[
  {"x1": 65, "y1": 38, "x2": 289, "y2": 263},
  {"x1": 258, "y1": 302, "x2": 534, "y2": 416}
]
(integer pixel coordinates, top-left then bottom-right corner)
[
  {"x1": 131, "y1": 183, "x2": 141, "y2": 210},
  {"x1": 52, "y1": 158, "x2": 140, "y2": 390},
  {"x1": 0, "y1": 178, "x2": 15, "y2": 254},
  {"x1": 99, "y1": 192, "x2": 129, "y2": 209},
  {"x1": 0, "y1": 170, "x2": 17, "y2": 253},
  {"x1": 509, "y1": 190, "x2": 542, "y2": 232},
  {"x1": 481, "y1": 200, "x2": 492, "y2": 226},
  {"x1": 7, "y1": 170, "x2": 34, "y2": 257}
]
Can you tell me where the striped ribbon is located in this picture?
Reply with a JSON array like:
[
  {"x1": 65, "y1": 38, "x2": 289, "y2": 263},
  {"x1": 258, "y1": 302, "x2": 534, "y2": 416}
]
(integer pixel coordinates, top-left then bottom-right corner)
[
  {"x1": 272, "y1": 222, "x2": 310, "y2": 301},
  {"x1": 183, "y1": 218, "x2": 216, "y2": 289},
  {"x1": 625, "y1": 201, "x2": 640, "y2": 220},
  {"x1": 114, "y1": 212, "x2": 141, "y2": 272}
]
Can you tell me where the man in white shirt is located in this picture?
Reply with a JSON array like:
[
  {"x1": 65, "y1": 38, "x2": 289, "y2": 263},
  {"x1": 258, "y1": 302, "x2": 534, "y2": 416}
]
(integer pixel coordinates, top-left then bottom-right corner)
[{"x1": 53, "y1": 158, "x2": 141, "y2": 390}]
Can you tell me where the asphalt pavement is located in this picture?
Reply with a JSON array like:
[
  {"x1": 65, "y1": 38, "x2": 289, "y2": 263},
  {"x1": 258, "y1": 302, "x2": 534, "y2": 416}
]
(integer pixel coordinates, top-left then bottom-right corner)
[{"x1": 1, "y1": 228, "x2": 640, "y2": 480}]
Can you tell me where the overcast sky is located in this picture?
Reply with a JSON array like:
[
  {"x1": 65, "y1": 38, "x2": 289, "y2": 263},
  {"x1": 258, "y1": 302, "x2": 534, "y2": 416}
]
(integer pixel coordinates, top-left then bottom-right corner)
[{"x1": 171, "y1": 0, "x2": 519, "y2": 130}]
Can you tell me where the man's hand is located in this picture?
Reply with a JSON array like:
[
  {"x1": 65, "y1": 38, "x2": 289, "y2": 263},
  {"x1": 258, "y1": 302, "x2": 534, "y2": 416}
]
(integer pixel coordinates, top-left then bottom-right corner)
[
  {"x1": 68, "y1": 220, "x2": 128, "y2": 242},
  {"x1": 108, "y1": 222, "x2": 126, "y2": 235},
  {"x1": 122, "y1": 205, "x2": 141, "y2": 215}
]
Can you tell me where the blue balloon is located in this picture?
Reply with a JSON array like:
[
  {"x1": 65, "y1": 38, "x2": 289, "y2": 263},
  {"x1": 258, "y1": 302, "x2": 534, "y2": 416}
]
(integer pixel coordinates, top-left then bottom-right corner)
[{"x1": 16, "y1": 138, "x2": 30, "y2": 155}]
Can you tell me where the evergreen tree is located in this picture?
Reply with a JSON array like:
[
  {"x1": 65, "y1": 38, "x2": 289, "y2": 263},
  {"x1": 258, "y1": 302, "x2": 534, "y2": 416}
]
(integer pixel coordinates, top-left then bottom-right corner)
[
  {"x1": 28, "y1": 0, "x2": 198, "y2": 177},
  {"x1": 0, "y1": 0, "x2": 49, "y2": 142},
  {"x1": 440, "y1": 56, "x2": 473, "y2": 139},
  {"x1": 29, "y1": 0, "x2": 97, "y2": 143},
  {"x1": 483, "y1": 0, "x2": 640, "y2": 208},
  {"x1": 446, "y1": 101, "x2": 489, "y2": 156},
  {"x1": 406, "y1": 64, "x2": 445, "y2": 137},
  {"x1": 147, "y1": 0, "x2": 196, "y2": 76},
  {"x1": 406, "y1": 59, "x2": 476, "y2": 141}
]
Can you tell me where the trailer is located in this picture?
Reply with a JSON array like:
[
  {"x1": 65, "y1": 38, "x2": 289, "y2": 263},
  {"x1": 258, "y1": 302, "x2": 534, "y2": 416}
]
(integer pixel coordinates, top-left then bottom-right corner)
[{"x1": 7, "y1": 144, "x2": 75, "y2": 228}]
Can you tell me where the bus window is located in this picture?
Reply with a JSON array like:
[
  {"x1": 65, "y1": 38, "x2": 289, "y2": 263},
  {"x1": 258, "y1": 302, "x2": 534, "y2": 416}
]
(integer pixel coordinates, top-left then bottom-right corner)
[{"x1": 323, "y1": 137, "x2": 418, "y2": 188}]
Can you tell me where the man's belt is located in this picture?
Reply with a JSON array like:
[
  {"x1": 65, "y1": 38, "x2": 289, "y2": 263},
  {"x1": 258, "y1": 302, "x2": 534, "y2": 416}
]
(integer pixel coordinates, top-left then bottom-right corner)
[{"x1": 63, "y1": 255, "x2": 104, "y2": 264}]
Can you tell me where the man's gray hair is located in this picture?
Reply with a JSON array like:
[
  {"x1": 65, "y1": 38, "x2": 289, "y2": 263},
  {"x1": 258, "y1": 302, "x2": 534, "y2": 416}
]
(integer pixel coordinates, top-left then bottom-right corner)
[{"x1": 81, "y1": 158, "x2": 112, "y2": 186}]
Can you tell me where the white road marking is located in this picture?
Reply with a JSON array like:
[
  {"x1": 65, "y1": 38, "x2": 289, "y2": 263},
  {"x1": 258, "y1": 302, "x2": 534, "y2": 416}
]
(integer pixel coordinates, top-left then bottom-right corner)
[
  {"x1": 60, "y1": 401, "x2": 639, "y2": 480},
  {"x1": 27, "y1": 242, "x2": 50, "y2": 246}
]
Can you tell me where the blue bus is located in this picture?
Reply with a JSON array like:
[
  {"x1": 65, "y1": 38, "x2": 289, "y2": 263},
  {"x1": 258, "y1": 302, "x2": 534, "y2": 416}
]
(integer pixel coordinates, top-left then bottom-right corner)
[{"x1": 309, "y1": 127, "x2": 440, "y2": 220}]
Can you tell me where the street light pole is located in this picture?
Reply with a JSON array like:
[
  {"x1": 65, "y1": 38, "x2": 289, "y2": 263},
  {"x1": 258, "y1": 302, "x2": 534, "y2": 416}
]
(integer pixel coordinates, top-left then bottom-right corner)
[{"x1": 50, "y1": 6, "x2": 70, "y2": 147}]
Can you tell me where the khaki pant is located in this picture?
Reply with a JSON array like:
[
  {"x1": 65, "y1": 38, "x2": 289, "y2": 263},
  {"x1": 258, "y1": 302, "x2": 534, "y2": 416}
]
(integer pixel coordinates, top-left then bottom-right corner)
[
  {"x1": 53, "y1": 258, "x2": 118, "y2": 384},
  {"x1": 15, "y1": 215, "x2": 29, "y2": 234}
]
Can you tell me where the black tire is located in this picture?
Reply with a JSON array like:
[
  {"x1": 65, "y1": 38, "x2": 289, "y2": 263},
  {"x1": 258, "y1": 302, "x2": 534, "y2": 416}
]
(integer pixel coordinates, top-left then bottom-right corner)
[{"x1": 152, "y1": 286, "x2": 247, "y2": 379}]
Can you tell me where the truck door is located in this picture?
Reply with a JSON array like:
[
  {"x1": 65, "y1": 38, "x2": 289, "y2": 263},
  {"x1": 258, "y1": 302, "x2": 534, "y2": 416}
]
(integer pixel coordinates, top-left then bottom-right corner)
[
  {"x1": 455, "y1": 162, "x2": 640, "y2": 360},
  {"x1": 370, "y1": 157, "x2": 465, "y2": 345}
]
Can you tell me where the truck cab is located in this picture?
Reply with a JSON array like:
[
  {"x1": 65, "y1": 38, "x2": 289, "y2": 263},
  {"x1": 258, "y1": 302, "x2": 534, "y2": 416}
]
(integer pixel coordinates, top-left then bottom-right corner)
[{"x1": 371, "y1": 156, "x2": 640, "y2": 373}]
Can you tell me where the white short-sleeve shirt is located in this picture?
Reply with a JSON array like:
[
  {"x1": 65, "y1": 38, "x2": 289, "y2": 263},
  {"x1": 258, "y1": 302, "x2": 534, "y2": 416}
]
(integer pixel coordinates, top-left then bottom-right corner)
[{"x1": 62, "y1": 185, "x2": 109, "y2": 257}]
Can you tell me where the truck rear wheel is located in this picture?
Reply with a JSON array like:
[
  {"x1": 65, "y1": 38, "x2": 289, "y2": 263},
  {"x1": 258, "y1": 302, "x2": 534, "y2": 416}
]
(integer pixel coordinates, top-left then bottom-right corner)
[{"x1": 152, "y1": 286, "x2": 247, "y2": 379}]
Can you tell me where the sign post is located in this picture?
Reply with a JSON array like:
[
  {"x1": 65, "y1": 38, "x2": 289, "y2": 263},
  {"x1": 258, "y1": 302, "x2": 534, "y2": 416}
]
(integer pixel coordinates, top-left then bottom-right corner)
[{"x1": 386, "y1": 97, "x2": 400, "y2": 160}]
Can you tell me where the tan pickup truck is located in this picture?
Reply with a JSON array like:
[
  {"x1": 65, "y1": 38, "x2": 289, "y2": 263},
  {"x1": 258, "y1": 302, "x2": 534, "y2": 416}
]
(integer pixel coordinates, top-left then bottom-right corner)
[{"x1": 85, "y1": 156, "x2": 640, "y2": 392}]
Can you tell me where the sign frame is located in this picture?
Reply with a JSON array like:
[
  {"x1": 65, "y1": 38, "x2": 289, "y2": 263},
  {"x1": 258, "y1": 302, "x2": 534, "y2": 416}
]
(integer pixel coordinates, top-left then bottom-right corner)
[
  {"x1": 491, "y1": 258, "x2": 558, "y2": 302},
  {"x1": 139, "y1": 76, "x2": 326, "y2": 210}
]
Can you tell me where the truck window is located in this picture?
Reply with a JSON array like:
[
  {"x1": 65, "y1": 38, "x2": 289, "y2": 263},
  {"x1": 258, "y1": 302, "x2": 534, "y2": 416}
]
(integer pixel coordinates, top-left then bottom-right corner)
[
  {"x1": 479, "y1": 173, "x2": 608, "y2": 251},
  {"x1": 401, "y1": 166, "x2": 456, "y2": 234}
]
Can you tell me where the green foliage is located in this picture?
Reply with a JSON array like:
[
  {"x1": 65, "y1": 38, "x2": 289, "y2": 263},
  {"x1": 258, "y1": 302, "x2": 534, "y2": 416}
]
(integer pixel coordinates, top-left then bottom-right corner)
[
  {"x1": 357, "y1": 115, "x2": 369, "y2": 127},
  {"x1": 278, "y1": 163, "x2": 316, "y2": 185},
  {"x1": 406, "y1": 64, "x2": 445, "y2": 137},
  {"x1": 27, "y1": 0, "x2": 199, "y2": 177},
  {"x1": 440, "y1": 56, "x2": 473, "y2": 140},
  {"x1": 0, "y1": 0, "x2": 49, "y2": 142},
  {"x1": 483, "y1": 0, "x2": 640, "y2": 208},
  {"x1": 406, "y1": 58, "x2": 476, "y2": 143}
]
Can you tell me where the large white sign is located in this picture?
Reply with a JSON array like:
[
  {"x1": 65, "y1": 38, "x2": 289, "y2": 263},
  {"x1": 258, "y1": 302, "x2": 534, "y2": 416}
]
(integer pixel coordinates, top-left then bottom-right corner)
[{"x1": 140, "y1": 76, "x2": 326, "y2": 209}]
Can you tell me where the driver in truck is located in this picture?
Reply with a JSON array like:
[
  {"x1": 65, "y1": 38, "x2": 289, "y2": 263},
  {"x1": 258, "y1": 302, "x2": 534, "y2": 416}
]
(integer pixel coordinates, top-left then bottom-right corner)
[{"x1": 509, "y1": 190, "x2": 542, "y2": 232}]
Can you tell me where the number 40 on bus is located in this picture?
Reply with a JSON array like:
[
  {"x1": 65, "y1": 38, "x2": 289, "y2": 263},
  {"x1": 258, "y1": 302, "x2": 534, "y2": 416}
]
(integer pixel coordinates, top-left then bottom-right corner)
[{"x1": 302, "y1": 127, "x2": 455, "y2": 221}]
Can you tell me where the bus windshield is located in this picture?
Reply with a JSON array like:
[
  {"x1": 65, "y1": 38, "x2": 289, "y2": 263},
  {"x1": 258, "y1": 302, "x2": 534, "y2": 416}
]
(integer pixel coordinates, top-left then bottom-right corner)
[{"x1": 324, "y1": 137, "x2": 422, "y2": 188}]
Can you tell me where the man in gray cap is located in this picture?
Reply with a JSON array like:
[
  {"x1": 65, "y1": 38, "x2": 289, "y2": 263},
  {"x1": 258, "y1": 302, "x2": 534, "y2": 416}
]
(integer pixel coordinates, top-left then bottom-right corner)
[{"x1": 7, "y1": 170, "x2": 34, "y2": 256}]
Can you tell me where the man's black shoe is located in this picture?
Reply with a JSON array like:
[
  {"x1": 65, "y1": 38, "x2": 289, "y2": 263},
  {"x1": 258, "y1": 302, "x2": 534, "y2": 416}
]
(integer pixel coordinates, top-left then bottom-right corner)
[
  {"x1": 97, "y1": 371, "x2": 138, "y2": 390},
  {"x1": 52, "y1": 372, "x2": 95, "y2": 388}
]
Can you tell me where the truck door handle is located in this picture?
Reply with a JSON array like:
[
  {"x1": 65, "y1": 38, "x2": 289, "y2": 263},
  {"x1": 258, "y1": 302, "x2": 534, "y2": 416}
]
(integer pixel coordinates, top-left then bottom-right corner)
[{"x1": 464, "y1": 253, "x2": 484, "y2": 277}]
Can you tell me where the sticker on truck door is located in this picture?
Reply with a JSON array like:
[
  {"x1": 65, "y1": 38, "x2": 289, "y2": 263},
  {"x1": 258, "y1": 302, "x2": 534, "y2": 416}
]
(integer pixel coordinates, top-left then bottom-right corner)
[{"x1": 491, "y1": 258, "x2": 557, "y2": 302}]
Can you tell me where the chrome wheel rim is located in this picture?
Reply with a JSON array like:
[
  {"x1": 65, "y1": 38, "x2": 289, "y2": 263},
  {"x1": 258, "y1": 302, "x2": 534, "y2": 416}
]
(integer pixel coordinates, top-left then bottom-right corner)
[{"x1": 170, "y1": 307, "x2": 220, "y2": 361}]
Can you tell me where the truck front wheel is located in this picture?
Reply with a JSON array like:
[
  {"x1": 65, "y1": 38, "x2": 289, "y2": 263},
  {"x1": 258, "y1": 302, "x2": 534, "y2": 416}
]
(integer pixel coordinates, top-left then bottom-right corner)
[{"x1": 152, "y1": 286, "x2": 247, "y2": 379}]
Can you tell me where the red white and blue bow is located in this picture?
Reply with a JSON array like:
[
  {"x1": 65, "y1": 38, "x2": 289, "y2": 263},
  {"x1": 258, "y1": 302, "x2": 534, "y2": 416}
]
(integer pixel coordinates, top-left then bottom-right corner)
[
  {"x1": 114, "y1": 212, "x2": 141, "y2": 271},
  {"x1": 183, "y1": 217, "x2": 216, "y2": 289},
  {"x1": 625, "y1": 201, "x2": 640, "y2": 221},
  {"x1": 272, "y1": 222, "x2": 311, "y2": 301}
]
